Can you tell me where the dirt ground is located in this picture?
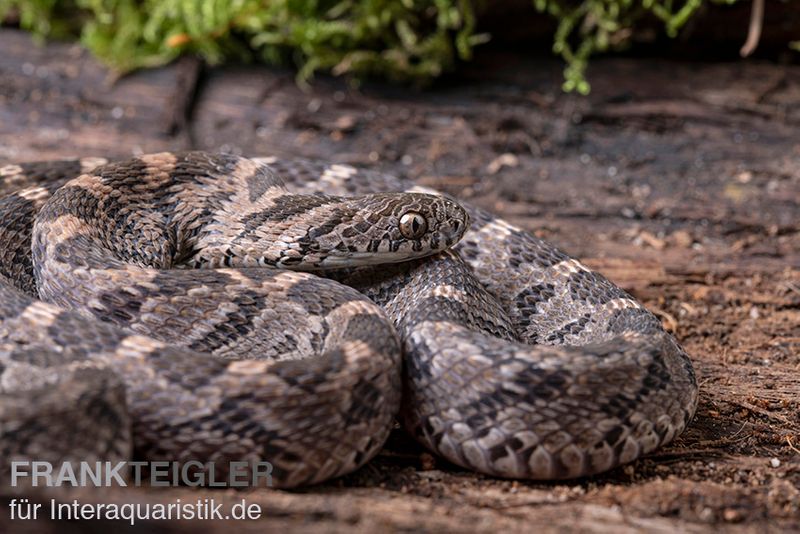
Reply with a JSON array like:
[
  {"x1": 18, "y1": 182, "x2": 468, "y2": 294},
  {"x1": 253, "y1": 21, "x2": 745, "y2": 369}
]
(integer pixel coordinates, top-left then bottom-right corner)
[{"x1": 0, "y1": 28, "x2": 798, "y2": 532}]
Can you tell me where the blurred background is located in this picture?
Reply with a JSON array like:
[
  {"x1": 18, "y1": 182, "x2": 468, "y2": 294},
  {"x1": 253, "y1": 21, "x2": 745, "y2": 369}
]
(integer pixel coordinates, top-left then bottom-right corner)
[{"x1": 0, "y1": 1, "x2": 798, "y2": 532}]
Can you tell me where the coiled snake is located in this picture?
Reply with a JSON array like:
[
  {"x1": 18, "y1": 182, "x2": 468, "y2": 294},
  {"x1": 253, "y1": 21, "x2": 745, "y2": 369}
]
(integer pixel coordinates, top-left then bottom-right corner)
[{"x1": 0, "y1": 152, "x2": 698, "y2": 488}]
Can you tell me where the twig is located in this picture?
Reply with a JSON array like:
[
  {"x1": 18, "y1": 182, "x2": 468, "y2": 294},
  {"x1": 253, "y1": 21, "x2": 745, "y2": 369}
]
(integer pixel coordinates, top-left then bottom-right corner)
[
  {"x1": 740, "y1": 0, "x2": 764, "y2": 57},
  {"x1": 788, "y1": 436, "x2": 800, "y2": 455},
  {"x1": 729, "y1": 398, "x2": 798, "y2": 429},
  {"x1": 781, "y1": 281, "x2": 800, "y2": 296}
]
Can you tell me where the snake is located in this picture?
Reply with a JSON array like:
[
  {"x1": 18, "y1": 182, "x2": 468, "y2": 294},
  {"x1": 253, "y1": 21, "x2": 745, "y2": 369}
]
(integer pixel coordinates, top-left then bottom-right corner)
[{"x1": 0, "y1": 151, "x2": 698, "y2": 488}]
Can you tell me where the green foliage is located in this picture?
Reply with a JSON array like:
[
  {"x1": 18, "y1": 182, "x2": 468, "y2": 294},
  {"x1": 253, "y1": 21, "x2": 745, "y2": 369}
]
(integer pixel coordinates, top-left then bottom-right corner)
[
  {"x1": 535, "y1": 0, "x2": 739, "y2": 94},
  {"x1": 0, "y1": 0, "x2": 485, "y2": 83},
  {"x1": 3, "y1": 0, "x2": 789, "y2": 92}
]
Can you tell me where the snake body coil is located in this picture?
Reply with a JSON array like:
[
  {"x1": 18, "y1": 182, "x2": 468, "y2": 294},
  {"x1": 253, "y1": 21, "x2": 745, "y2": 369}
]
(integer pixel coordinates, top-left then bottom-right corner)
[{"x1": 0, "y1": 152, "x2": 698, "y2": 487}]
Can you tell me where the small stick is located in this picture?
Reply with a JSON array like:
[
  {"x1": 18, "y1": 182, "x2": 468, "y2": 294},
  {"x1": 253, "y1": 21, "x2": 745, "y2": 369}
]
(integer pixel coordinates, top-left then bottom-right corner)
[{"x1": 740, "y1": 0, "x2": 764, "y2": 57}]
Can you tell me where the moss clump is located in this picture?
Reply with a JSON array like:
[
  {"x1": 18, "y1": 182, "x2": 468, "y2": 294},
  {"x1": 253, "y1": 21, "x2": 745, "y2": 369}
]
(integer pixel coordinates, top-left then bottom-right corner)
[
  {"x1": 536, "y1": 0, "x2": 729, "y2": 94},
  {"x1": 0, "y1": 0, "x2": 757, "y2": 91},
  {"x1": 0, "y1": 0, "x2": 486, "y2": 84}
]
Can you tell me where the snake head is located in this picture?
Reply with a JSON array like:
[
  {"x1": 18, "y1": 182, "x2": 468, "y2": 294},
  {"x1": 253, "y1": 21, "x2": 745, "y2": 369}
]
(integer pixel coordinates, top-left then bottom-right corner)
[
  {"x1": 190, "y1": 189, "x2": 469, "y2": 270},
  {"x1": 307, "y1": 192, "x2": 469, "y2": 269}
]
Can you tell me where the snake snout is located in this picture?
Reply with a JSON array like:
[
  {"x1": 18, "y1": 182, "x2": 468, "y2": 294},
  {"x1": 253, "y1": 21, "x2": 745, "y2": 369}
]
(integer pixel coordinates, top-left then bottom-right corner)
[{"x1": 437, "y1": 196, "x2": 470, "y2": 248}]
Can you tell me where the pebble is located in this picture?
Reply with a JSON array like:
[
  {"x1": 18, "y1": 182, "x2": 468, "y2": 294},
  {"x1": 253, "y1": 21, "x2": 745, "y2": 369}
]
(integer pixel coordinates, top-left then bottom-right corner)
[{"x1": 723, "y1": 508, "x2": 743, "y2": 522}]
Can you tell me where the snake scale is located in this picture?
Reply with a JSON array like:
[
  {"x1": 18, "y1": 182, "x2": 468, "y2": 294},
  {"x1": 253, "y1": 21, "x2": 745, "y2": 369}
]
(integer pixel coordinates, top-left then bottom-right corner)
[{"x1": 0, "y1": 151, "x2": 698, "y2": 488}]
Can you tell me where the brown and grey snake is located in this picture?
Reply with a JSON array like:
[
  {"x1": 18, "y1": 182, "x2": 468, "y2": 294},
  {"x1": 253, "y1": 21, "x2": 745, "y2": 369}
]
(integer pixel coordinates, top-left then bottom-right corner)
[{"x1": 0, "y1": 151, "x2": 698, "y2": 488}]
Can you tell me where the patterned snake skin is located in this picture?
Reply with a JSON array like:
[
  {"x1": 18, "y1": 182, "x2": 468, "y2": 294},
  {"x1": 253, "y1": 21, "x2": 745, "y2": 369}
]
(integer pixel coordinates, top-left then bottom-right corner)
[{"x1": 0, "y1": 152, "x2": 698, "y2": 488}]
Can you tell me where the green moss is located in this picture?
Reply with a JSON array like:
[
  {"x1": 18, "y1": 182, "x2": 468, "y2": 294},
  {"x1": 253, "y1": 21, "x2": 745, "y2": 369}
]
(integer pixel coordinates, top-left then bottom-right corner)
[
  {"x1": 537, "y1": 0, "x2": 720, "y2": 94},
  {"x1": 0, "y1": 0, "x2": 484, "y2": 84},
  {"x1": 1, "y1": 0, "x2": 783, "y2": 91}
]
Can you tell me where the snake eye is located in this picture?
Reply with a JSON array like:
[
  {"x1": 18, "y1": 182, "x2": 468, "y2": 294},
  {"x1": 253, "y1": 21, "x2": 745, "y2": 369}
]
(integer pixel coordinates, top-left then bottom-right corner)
[{"x1": 399, "y1": 211, "x2": 428, "y2": 239}]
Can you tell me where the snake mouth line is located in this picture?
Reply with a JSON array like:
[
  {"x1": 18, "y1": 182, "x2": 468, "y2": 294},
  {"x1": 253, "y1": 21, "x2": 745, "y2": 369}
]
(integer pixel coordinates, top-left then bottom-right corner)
[{"x1": 311, "y1": 250, "x2": 439, "y2": 268}]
